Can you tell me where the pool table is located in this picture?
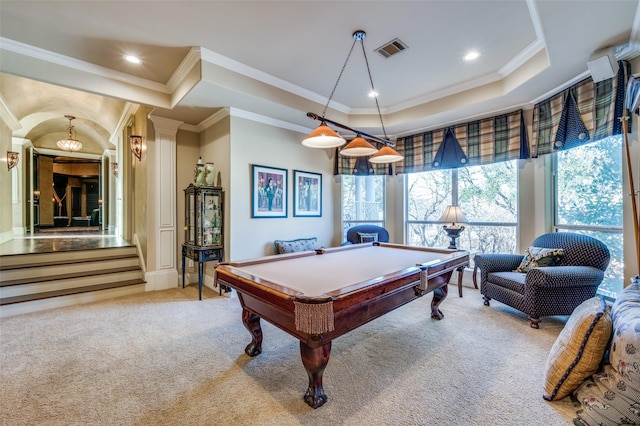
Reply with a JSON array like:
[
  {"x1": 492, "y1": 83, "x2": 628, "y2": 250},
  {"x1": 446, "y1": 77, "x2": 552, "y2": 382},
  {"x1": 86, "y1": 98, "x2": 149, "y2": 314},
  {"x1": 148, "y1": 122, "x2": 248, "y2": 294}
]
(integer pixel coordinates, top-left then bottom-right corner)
[{"x1": 215, "y1": 242, "x2": 469, "y2": 408}]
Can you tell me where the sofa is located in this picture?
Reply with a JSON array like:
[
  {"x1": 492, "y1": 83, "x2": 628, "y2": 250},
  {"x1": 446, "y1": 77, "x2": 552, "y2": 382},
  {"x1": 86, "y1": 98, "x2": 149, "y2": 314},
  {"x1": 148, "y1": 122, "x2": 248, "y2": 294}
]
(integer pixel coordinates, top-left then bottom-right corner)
[
  {"x1": 571, "y1": 280, "x2": 640, "y2": 425},
  {"x1": 542, "y1": 279, "x2": 640, "y2": 425}
]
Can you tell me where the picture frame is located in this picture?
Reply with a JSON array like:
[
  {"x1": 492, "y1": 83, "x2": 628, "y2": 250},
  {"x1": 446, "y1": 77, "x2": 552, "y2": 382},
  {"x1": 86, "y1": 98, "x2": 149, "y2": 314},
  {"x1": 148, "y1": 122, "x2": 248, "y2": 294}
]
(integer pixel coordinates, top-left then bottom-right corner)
[
  {"x1": 293, "y1": 170, "x2": 322, "y2": 217},
  {"x1": 251, "y1": 164, "x2": 288, "y2": 218}
]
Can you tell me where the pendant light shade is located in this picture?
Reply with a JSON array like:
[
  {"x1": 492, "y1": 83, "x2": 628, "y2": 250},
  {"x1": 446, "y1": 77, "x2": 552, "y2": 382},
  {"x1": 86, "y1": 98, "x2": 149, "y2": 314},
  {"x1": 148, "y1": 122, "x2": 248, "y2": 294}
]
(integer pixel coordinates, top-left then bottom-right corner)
[
  {"x1": 56, "y1": 115, "x2": 82, "y2": 152},
  {"x1": 339, "y1": 136, "x2": 378, "y2": 157},
  {"x1": 302, "y1": 123, "x2": 346, "y2": 148},
  {"x1": 369, "y1": 146, "x2": 404, "y2": 163},
  {"x1": 301, "y1": 31, "x2": 403, "y2": 164}
]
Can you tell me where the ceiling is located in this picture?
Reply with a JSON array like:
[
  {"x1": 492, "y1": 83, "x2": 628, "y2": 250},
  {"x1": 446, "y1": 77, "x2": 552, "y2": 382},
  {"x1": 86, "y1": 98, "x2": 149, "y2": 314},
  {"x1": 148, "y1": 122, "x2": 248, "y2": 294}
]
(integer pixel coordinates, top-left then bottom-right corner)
[{"x1": 1, "y1": 0, "x2": 639, "y2": 155}]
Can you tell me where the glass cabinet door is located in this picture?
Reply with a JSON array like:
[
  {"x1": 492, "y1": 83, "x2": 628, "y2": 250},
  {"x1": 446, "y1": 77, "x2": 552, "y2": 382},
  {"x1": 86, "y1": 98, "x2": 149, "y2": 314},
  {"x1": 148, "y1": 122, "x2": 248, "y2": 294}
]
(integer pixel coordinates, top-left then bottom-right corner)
[
  {"x1": 184, "y1": 184, "x2": 224, "y2": 248},
  {"x1": 202, "y1": 192, "x2": 222, "y2": 246},
  {"x1": 186, "y1": 192, "x2": 195, "y2": 244}
]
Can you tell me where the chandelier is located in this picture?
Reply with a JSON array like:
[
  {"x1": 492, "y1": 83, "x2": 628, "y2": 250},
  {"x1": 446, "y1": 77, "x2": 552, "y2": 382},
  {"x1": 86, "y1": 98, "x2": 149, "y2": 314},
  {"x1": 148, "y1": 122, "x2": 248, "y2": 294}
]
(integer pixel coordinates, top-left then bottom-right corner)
[
  {"x1": 302, "y1": 31, "x2": 403, "y2": 164},
  {"x1": 56, "y1": 115, "x2": 83, "y2": 152}
]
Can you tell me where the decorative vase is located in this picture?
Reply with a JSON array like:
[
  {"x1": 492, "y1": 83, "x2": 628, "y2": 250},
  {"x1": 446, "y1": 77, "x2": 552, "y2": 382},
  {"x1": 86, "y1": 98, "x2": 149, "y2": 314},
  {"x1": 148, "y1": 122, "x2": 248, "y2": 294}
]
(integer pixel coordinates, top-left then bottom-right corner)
[
  {"x1": 194, "y1": 157, "x2": 206, "y2": 186},
  {"x1": 205, "y1": 162, "x2": 215, "y2": 186}
]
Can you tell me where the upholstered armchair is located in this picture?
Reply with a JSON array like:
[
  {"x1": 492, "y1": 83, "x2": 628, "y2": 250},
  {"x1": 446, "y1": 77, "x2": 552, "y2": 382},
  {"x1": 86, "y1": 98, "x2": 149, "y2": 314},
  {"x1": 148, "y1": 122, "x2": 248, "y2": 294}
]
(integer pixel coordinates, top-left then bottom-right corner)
[
  {"x1": 474, "y1": 232, "x2": 610, "y2": 328},
  {"x1": 343, "y1": 225, "x2": 390, "y2": 245}
]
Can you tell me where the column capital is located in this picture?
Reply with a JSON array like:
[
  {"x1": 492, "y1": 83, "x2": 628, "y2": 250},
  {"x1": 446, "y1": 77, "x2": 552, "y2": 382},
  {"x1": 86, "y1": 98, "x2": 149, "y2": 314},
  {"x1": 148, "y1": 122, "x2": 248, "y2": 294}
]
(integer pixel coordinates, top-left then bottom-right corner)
[{"x1": 149, "y1": 115, "x2": 183, "y2": 136}]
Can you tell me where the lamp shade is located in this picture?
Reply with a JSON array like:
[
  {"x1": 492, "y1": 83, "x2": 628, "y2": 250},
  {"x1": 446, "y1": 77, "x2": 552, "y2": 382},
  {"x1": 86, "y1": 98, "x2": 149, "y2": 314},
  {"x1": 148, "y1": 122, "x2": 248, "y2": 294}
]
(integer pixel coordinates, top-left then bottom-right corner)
[
  {"x1": 339, "y1": 136, "x2": 378, "y2": 157},
  {"x1": 369, "y1": 146, "x2": 404, "y2": 163},
  {"x1": 439, "y1": 205, "x2": 468, "y2": 227},
  {"x1": 302, "y1": 123, "x2": 346, "y2": 148},
  {"x1": 57, "y1": 115, "x2": 82, "y2": 152},
  {"x1": 57, "y1": 138, "x2": 82, "y2": 152}
]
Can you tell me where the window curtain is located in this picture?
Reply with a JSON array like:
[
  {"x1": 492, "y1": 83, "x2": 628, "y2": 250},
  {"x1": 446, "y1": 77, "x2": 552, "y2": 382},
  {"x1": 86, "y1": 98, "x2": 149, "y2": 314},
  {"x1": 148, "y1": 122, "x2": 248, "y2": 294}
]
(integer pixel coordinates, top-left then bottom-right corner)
[
  {"x1": 334, "y1": 150, "x2": 392, "y2": 176},
  {"x1": 394, "y1": 109, "x2": 528, "y2": 174},
  {"x1": 531, "y1": 60, "x2": 629, "y2": 157}
]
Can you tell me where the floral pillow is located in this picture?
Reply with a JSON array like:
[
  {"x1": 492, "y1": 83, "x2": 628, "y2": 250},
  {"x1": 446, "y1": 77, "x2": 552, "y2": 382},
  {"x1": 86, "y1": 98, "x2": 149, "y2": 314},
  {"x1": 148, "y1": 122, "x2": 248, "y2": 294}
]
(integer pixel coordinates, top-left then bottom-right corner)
[
  {"x1": 572, "y1": 280, "x2": 640, "y2": 425},
  {"x1": 357, "y1": 232, "x2": 378, "y2": 243},
  {"x1": 515, "y1": 246, "x2": 564, "y2": 273},
  {"x1": 274, "y1": 237, "x2": 317, "y2": 254}
]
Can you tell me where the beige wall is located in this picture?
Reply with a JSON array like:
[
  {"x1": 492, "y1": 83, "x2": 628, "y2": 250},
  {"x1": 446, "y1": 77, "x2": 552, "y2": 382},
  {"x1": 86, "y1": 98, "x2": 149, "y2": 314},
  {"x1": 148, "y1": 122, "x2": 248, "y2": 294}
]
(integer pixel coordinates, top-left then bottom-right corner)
[
  {"x1": 0, "y1": 120, "x2": 12, "y2": 241},
  {"x1": 132, "y1": 107, "x2": 152, "y2": 263},
  {"x1": 39, "y1": 157, "x2": 54, "y2": 226},
  {"x1": 226, "y1": 116, "x2": 336, "y2": 260}
]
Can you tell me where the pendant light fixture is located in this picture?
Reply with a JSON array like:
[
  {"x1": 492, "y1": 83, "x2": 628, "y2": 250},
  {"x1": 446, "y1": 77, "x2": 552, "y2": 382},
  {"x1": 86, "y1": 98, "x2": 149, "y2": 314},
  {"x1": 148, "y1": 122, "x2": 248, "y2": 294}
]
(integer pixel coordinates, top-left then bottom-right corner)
[
  {"x1": 56, "y1": 115, "x2": 83, "y2": 152},
  {"x1": 302, "y1": 31, "x2": 403, "y2": 164}
]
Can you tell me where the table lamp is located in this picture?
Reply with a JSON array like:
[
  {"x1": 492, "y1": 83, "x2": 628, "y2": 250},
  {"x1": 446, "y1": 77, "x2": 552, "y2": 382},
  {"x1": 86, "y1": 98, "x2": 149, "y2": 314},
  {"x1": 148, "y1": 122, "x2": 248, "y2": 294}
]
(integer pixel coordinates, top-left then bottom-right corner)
[{"x1": 439, "y1": 205, "x2": 467, "y2": 249}]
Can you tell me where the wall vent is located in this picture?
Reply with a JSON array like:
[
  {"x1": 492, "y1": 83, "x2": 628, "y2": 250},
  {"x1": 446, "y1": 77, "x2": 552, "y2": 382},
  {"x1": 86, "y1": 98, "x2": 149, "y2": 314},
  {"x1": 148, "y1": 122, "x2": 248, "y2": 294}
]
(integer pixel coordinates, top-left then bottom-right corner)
[{"x1": 375, "y1": 38, "x2": 408, "y2": 58}]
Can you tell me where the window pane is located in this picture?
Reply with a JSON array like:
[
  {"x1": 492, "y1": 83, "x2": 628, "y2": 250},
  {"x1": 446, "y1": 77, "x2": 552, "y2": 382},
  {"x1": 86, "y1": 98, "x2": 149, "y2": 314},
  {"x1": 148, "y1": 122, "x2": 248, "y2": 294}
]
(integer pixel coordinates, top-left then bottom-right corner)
[
  {"x1": 341, "y1": 175, "x2": 385, "y2": 240},
  {"x1": 407, "y1": 223, "x2": 448, "y2": 248},
  {"x1": 406, "y1": 161, "x2": 518, "y2": 258},
  {"x1": 406, "y1": 170, "x2": 451, "y2": 222},
  {"x1": 556, "y1": 136, "x2": 623, "y2": 228},
  {"x1": 461, "y1": 225, "x2": 517, "y2": 255},
  {"x1": 458, "y1": 161, "x2": 517, "y2": 223},
  {"x1": 554, "y1": 135, "x2": 624, "y2": 297}
]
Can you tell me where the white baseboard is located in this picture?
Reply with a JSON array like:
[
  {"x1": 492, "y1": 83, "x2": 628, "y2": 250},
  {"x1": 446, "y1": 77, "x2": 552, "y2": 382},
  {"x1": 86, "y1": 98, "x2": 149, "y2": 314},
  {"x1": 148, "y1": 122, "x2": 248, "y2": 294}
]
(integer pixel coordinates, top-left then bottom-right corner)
[{"x1": 144, "y1": 268, "x2": 179, "y2": 291}]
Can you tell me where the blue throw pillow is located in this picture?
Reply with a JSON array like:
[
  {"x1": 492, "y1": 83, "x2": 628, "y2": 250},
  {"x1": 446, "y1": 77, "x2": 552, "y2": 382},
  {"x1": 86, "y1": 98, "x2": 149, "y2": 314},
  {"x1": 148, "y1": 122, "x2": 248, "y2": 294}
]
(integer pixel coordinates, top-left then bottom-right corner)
[{"x1": 357, "y1": 232, "x2": 378, "y2": 244}]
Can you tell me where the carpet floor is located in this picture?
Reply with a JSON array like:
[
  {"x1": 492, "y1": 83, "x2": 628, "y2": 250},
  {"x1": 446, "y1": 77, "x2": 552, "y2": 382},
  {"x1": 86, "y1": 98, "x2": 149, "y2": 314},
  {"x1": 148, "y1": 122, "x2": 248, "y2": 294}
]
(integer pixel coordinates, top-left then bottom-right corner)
[{"x1": 0, "y1": 285, "x2": 579, "y2": 425}]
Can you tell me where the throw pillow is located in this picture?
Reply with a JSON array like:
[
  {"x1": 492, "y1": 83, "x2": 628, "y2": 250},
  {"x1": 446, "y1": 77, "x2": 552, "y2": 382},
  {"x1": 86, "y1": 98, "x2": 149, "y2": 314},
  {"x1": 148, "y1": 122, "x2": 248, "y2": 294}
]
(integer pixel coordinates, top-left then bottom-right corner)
[
  {"x1": 572, "y1": 280, "x2": 640, "y2": 425},
  {"x1": 357, "y1": 232, "x2": 378, "y2": 243},
  {"x1": 543, "y1": 296, "x2": 612, "y2": 401},
  {"x1": 515, "y1": 246, "x2": 565, "y2": 273},
  {"x1": 273, "y1": 237, "x2": 318, "y2": 254}
]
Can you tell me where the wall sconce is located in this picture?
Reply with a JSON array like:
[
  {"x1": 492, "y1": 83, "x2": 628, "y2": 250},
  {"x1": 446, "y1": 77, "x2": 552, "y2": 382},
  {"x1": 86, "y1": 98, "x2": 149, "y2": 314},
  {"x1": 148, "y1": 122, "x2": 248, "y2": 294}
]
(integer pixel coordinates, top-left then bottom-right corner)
[
  {"x1": 130, "y1": 135, "x2": 143, "y2": 161},
  {"x1": 439, "y1": 204, "x2": 468, "y2": 250},
  {"x1": 111, "y1": 162, "x2": 119, "y2": 177},
  {"x1": 7, "y1": 151, "x2": 19, "y2": 170}
]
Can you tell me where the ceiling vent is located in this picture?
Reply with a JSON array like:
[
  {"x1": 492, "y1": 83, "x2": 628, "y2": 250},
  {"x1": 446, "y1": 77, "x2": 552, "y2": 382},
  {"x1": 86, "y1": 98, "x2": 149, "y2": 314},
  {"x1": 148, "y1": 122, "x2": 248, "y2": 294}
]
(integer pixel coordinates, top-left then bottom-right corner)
[{"x1": 375, "y1": 38, "x2": 408, "y2": 58}]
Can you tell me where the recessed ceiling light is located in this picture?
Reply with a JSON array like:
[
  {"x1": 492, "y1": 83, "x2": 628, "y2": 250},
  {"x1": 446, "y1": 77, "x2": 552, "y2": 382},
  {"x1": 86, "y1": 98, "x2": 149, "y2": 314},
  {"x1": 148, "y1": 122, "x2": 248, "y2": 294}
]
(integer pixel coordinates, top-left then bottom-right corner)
[
  {"x1": 368, "y1": 91, "x2": 379, "y2": 98},
  {"x1": 464, "y1": 51, "x2": 480, "y2": 61},
  {"x1": 124, "y1": 55, "x2": 141, "y2": 64}
]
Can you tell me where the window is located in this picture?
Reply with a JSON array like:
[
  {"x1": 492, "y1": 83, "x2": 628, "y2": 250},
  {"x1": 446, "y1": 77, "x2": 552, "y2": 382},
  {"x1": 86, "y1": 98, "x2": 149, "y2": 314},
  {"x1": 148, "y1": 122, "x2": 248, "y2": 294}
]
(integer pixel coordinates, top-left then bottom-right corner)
[
  {"x1": 554, "y1": 135, "x2": 624, "y2": 298},
  {"x1": 406, "y1": 161, "x2": 518, "y2": 259},
  {"x1": 341, "y1": 175, "x2": 385, "y2": 240}
]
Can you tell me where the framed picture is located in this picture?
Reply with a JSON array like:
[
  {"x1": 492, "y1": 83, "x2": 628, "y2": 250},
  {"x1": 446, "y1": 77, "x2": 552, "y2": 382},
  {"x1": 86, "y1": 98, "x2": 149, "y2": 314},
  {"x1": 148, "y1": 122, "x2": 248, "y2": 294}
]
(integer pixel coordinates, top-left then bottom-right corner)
[
  {"x1": 293, "y1": 170, "x2": 322, "y2": 217},
  {"x1": 251, "y1": 164, "x2": 287, "y2": 218}
]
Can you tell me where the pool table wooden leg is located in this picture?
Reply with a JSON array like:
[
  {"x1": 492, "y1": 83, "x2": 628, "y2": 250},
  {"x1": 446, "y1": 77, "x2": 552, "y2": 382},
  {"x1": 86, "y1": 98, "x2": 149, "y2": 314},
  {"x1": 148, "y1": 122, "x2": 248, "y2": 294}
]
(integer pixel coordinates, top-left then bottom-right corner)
[
  {"x1": 300, "y1": 338, "x2": 331, "y2": 409},
  {"x1": 242, "y1": 308, "x2": 263, "y2": 356},
  {"x1": 430, "y1": 284, "x2": 448, "y2": 320}
]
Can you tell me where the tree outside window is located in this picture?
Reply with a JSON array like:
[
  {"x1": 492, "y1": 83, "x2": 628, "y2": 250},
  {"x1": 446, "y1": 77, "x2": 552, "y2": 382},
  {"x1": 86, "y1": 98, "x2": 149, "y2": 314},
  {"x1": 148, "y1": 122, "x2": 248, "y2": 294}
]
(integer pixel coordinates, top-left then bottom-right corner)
[
  {"x1": 406, "y1": 161, "x2": 518, "y2": 262},
  {"x1": 554, "y1": 135, "x2": 624, "y2": 298}
]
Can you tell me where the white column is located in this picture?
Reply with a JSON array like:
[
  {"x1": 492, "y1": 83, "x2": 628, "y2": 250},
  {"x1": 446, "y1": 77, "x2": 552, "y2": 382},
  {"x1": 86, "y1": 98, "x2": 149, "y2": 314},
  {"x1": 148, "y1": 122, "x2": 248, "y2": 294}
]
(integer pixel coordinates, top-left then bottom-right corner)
[{"x1": 146, "y1": 116, "x2": 182, "y2": 291}]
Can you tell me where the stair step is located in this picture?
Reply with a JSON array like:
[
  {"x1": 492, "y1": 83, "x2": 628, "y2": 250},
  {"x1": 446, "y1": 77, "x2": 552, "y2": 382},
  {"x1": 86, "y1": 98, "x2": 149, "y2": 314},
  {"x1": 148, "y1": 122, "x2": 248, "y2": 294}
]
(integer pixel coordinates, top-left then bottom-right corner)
[
  {"x1": 0, "y1": 267, "x2": 144, "y2": 298},
  {"x1": 0, "y1": 256, "x2": 140, "y2": 282},
  {"x1": 0, "y1": 246, "x2": 137, "y2": 269},
  {"x1": 0, "y1": 279, "x2": 146, "y2": 306}
]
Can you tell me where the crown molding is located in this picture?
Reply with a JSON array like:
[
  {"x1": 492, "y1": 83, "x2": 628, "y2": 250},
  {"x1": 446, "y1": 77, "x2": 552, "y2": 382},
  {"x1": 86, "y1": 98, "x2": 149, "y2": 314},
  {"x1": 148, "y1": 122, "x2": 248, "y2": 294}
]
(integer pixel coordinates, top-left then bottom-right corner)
[{"x1": 0, "y1": 37, "x2": 170, "y2": 94}]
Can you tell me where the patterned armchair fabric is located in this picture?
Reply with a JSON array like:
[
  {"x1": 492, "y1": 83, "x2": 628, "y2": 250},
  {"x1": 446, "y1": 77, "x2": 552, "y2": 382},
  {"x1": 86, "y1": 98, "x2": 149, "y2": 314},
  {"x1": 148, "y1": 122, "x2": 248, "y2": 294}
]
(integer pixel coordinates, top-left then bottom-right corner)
[
  {"x1": 343, "y1": 225, "x2": 390, "y2": 245},
  {"x1": 474, "y1": 232, "x2": 610, "y2": 328}
]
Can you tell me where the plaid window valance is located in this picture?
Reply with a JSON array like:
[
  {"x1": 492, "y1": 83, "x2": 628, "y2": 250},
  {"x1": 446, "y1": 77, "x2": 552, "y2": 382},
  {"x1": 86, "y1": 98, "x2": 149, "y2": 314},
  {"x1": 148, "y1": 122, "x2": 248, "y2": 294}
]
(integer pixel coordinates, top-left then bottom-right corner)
[
  {"x1": 394, "y1": 109, "x2": 528, "y2": 174},
  {"x1": 531, "y1": 60, "x2": 629, "y2": 157},
  {"x1": 334, "y1": 151, "x2": 393, "y2": 176}
]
